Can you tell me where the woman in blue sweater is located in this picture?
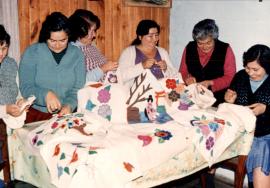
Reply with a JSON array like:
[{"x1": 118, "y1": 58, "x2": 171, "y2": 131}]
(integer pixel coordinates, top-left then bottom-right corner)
[
  {"x1": 19, "y1": 12, "x2": 86, "y2": 123},
  {"x1": 225, "y1": 44, "x2": 270, "y2": 188}
]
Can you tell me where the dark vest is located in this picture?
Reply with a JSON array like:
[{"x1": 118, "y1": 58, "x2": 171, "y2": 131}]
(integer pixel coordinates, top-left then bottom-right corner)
[
  {"x1": 186, "y1": 40, "x2": 228, "y2": 82},
  {"x1": 186, "y1": 40, "x2": 229, "y2": 106}
]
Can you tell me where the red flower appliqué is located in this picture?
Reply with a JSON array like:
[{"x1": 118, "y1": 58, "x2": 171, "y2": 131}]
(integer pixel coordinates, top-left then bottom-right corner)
[{"x1": 166, "y1": 79, "x2": 177, "y2": 89}]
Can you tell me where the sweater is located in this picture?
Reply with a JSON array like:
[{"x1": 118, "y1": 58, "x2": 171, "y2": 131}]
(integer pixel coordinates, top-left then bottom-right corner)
[
  {"x1": 229, "y1": 70, "x2": 270, "y2": 137},
  {"x1": 19, "y1": 43, "x2": 86, "y2": 113},
  {"x1": 72, "y1": 41, "x2": 106, "y2": 82},
  {"x1": 0, "y1": 56, "x2": 18, "y2": 105},
  {"x1": 118, "y1": 45, "x2": 181, "y2": 87}
]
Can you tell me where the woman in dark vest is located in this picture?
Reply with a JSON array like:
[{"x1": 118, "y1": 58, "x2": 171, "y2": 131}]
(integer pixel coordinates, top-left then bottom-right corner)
[{"x1": 179, "y1": 19, "x2": 236, "y2": 106}]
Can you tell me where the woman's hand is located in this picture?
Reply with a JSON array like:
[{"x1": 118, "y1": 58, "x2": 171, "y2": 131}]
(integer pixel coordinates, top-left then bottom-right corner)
[
  {"x1": 58, "y1": 105, "x2": 71, "y2": 116},
  {"x1": 185, "y1": 76, "x2": 196, "y2": 85},
  {"x1": 199, "y1": 80, "x2": 213, "y2": 89},
  {"x1": 156, "y1": 60, "x2": 167, "y2": 71},
  {"x1": 224, "y1": 89, "x2": 237, "y2": 104},
  {"x1": 46, "y1": 91, "x2": 61, "y2": 114},
  {"x1": 142, "y1": 58, "x2": 156, "y2": 69},
  {"x1": 248, "y1": 103, "x2": 266, "y2": 116},
  {"x1": 100, "y1": 61, "x2": 118, "y2": 73},
  {"x1": 16, "y1": 98, "x2": 30, "y2": 112},
  {"x1": 6, "y1": 104, "x2": 21, "y2": 117}
]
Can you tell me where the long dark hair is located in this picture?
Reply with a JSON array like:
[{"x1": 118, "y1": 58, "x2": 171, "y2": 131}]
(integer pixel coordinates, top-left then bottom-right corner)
[{"x1": 131, "y1": 19, "x2": 160, "y2": 45}]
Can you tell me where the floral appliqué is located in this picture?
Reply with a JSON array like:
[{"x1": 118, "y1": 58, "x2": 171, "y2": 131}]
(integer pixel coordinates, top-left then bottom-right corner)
[
  {"x1": 86, "y1": 85, "x2": 112, "y2": 121},
  {"x1": 165, "y1": 78, "x2": 194, "y2": 110},
  {"x1": 137, "y1": 129, "x2": 173, "y2": 146},
  {"x1": 97, "y1": 87, "x2": 111, "y2": 103},
  {"x1": 191, "y1": 115, "x2": 227, "y2": 156}
]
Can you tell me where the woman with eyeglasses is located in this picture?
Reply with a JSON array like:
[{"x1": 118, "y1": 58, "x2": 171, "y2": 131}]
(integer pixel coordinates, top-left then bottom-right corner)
[
  {"x1": 179, "y1": 19, "x2": 236, "y2": 106},
  {"x1": 69, "y1": 9, "x2": 118, "y2": 83}
]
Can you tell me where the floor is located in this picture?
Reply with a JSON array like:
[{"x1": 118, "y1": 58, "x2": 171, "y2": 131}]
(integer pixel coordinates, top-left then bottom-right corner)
[
  {"x1": 154, "y1": 172, "x2": 235, "y2": 188},
  {"x1": 8, "y1": 172, "x2": 237, "y2": 188}
]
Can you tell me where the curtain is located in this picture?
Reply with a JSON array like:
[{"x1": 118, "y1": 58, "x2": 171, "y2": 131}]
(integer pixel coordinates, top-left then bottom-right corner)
[{"x1": 0, "y1": 0, "x2": 20, "y2": 63}]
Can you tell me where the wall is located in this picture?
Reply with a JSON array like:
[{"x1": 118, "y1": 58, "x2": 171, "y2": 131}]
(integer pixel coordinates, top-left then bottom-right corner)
[
  {"x1": 18, "y1": 0, "x2": 170, "y2": 62},
  {"x1": 170, "y1": 0, "x2": 270, "y2": 71},
  {"x1": 169, "y1": 1, "x2": 270, "y2": 185}
]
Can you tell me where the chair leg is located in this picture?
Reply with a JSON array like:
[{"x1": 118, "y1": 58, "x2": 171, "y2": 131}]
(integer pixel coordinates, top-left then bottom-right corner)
[
  {"x1": 234, "y1": 155, "x2": 247, "y2": 188},
  {"x1": 200, "y1": 173, "x2": 207, "y2": 188},
  {"x1": 2, "y1": 140, "x2": 10, "y2": 185},
  {"x1": 0, "y1": 120, "x2": 11, "y2": 185}
]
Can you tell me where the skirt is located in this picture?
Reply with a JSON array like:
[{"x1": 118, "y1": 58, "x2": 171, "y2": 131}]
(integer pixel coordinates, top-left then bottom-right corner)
[
  {"x1": 246, "y1": 134, "x2": 270, "y2": 182},
  {"x1": 25, "y1": 107, "x2": 52, "y2": 123}
]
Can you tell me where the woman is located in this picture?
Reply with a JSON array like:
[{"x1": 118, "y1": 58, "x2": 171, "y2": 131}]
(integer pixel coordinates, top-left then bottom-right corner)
[
  {"x1": 69, "y1": 9, "x2": 118, "y2": 82},
  {"x1": 179, "y1": 19, "x2": 236, "y2": 106},
  {"x1": 118, "y1": 19, "x2": 179, "y2": 87},
  {"x1": 0, "y1": 24, "x2": 22, "y2": 118},
  {"x1": 225, "y1": 44, "x2": 270, "y2": 188},
  {"x1": 19, "y1": 12, "x2": 86, "y2": 123}
]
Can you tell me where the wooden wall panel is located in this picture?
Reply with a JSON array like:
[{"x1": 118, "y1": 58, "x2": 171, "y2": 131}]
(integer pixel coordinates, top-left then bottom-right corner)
[
  {"x1": 18, "y1": 0, "x2": 31, "y2": 52},
  {"x1": 18, "y1": 0, "x2": 170, "y2": 62},
  {"x1": 18, "y1": 0, "x2": 87, "y2": 53},
  {"x1": 86, "y1": 1, "x2": 105, "y2": 55}
]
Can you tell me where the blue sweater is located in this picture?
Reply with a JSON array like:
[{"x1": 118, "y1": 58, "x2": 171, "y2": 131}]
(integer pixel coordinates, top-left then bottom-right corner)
[
  {"x1": 0, "y1": 56, "x2": 18, "y2": 105},
  {"x1": 19, "y1": 43, "x2": 86, "y2": 113}
]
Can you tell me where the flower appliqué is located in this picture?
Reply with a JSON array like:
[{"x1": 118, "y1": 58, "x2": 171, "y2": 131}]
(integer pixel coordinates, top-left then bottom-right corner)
[
  {"x1": 97, "y1": 86, "x2": 111, "y2": 103},
  {"x1": 191, "y1": 115, "x2": 227, "y2": 155}
]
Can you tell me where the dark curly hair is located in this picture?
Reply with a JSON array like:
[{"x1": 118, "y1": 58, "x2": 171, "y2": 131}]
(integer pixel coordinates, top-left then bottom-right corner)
[
  {"x1": 0, "y1": 25, "x2": 10, "y2": 46},
  {"x1": 243, "y1": 44, "x2": 270, "y2": 74},
  {"x1": 38, "y1": 12, "x2": 70, "y2": 43},
  {"x1": 69, "y1": 9, "x2": 100, "y2": 42}
]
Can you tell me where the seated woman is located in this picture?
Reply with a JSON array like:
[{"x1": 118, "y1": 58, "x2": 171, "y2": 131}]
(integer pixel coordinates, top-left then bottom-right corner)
[
  {"x1": 69, "y1": 9, "x2": 118, "y2": 82},
  {"x1": 19, "y1": 12, "x2": 86, "y2": 123},
  {"x1": 179, "y1": 19, "x2": 236, "y2": 106},
  {"x1": 118, "y1": 19, "x2": 179, "y2": 87},
  {"x1": 0, "y1": 24, "x2": 26, "y2": 118},
  {"x1": 225, "y1": 44, "x2": 270, "y2": 188}
]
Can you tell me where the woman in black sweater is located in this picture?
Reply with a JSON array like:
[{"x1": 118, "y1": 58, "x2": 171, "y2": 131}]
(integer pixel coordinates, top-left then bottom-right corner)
[{"x1": 225, "y1": 44, "x2": 270, "y2": 188}]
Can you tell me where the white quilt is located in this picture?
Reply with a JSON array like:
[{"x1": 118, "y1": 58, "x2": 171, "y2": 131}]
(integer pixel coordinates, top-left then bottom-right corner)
[
  {"x1": 27, "y1": 111, "x2": 192, "y2": 188},
  {"x1": 26, "y1": 70, "x2": 256, "y2": 187}
]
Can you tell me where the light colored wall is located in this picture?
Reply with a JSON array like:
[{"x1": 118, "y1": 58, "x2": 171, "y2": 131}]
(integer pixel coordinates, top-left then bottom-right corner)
[
  {"x1": 170, "y1": 0, "x2": 270, "y2": 71},
  {"x1": 169, "y1": 1, "x2": 270, "y2": 185}
]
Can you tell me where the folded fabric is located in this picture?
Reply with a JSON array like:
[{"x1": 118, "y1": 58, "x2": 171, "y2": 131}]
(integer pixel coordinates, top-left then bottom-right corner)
[
  {"x1": 217, "y1": 103, "x2": 256, "y2": 133},
  {"x1": 3, "y1": 96, "x2": 36, "y2": 129},
  {"x1": 164, "y1": 83, "x2": 216, "y2": 114},
  {"x1": 3, "y1": 111, "x2": 26, "y2": 129},
  {"x1": 188, "y1": 84, "x2": 216, "y2": 109}
]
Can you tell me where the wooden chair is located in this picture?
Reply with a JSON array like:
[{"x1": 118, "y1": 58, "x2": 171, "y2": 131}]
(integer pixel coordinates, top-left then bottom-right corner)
[
  {"x1": 0, "y1": 119, "x2": 11, "y2": 186},
  {"x1": 200, "y1": 155, "x2": 247, "y2": 188}
]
